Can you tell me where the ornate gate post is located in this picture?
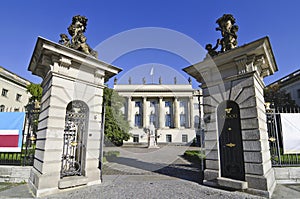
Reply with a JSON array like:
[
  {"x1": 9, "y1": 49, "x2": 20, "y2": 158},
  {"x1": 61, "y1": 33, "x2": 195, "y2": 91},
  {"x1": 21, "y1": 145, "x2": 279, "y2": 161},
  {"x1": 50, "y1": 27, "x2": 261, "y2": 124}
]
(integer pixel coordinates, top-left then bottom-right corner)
[
  {"x1": 184, "y1": 37, "x2": 277, "y2": 197},
  {"x1": 27, "y1": 36, "x2": 121, "y2": 196}
]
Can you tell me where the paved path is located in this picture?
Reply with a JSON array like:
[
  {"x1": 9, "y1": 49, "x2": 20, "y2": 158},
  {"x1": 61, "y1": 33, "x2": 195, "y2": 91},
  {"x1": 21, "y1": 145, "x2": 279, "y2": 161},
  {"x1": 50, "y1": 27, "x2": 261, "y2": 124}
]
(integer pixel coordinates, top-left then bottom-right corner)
[{"x1": 0, "y1": 146, "x2": 300, "y2": 198}]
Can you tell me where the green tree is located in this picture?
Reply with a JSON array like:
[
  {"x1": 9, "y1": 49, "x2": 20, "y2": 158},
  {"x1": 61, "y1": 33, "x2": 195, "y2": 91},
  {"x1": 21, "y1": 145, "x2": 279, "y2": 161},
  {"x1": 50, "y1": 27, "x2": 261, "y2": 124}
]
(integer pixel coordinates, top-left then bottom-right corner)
[
  {"x1": 26, "y1": 83, "x2": 43, "y2": 102},
  {"x1": 26, "y1": 83, "x2": 43, "y2": 137},
  {"x1": 104, "y1": 87, "x2": 130, "y2": 146},
  {"x1": 264, "y1": 85, "x2": 298, "y2": 108}
]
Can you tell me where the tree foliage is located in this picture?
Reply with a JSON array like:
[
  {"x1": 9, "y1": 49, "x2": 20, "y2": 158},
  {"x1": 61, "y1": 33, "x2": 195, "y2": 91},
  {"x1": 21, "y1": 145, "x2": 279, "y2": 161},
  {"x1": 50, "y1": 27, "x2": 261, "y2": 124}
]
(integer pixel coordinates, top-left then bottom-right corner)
[
  {"x1": 26, "y1": 83, "x2": 43, "y2": 102},
  {"x1": 104, "y1": 87, "x2": 130, "y2": 146},
  {"x1": 264, "y1": 85, "x2": 298, "y2": 108}
]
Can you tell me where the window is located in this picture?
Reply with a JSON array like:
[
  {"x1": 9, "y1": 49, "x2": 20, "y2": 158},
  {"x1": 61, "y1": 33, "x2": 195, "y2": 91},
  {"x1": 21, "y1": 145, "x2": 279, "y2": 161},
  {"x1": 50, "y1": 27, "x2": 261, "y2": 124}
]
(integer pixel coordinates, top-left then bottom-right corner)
[
  {"x1": 180, "y1": 114, "x2": 186, "y2": 127},
  {"x1": 135, "y1": 101, "x2": 141, "y2": 107},
  {"x1": 16, "y1": 94, "x2": 22, "y2": 102},
  {"x1": 194, "y1": 116, "x2": 200, "y2": 129},
  {"x1": 1, "y1": 89, "x2": 8, "y2": 97},
  {"x1": 166, "y1": 134, "x2": 172, "y2": 143},
  {"x1": 182, "y1": 134, "x2": 188, "y2": 143},
  {"x1": 180, "y1": 101, "x2": 186, "y2": 107},
  {"x1": 0, "y1": 105, "x2": 5, "y2": 112},
  {"x1": 165, "y1": 101, "x2": 171, "y2": 107},
  {"x1": 298, "y1": 89, "x2": 300, "y2": 98},
  {"x1": 165, "y1": 114, "x2": 171, "y2": 127},
  {"x1": 135, "y1": 114, "x2": 142, "y2": 127},
  {"x1": 133, "y1": 134, "x2": 139, "y2": 143}
]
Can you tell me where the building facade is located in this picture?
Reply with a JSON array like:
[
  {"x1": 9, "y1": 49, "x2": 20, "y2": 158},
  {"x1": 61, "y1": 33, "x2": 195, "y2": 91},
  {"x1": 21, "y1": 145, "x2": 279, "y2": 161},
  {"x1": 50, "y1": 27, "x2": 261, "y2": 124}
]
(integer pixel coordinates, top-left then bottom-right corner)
[
  {"x1": 114, "y1": 83, "x2": 202, "y2": 144},
  {"x1": 0, "y1": 66, "x2": 31, "y2": 112},
  {"x1": 267, "y1": 69, "x2": 300, "y2": 106}
]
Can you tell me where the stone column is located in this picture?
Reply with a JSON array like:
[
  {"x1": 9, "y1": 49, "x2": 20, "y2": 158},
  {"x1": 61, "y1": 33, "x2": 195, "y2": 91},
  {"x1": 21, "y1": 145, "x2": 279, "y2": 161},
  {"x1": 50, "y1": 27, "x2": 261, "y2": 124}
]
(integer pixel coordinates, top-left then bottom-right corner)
[
  {"x1": 143, "y1": 97, "x2": 147, "y2": 128},
  {"x1": 174, "y1": 97, "x2": 180, "y2": 128},
  {"x1": 127, "y1": 97, "x2": 133, "y2": 128},
  {"x1": 189, "y1": 96, "x2": 194, "y2": 129},
  {"x1": 159, "y1": 97, "x2": 164, "y2": 129}
]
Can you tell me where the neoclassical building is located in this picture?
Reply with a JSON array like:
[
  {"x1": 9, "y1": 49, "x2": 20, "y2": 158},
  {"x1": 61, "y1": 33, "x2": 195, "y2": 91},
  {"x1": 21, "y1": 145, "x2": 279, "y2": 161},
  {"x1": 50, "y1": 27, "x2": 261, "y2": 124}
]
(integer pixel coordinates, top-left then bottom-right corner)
[{"x1": 114, "y1": 81, "x2": 202, "y2": 144}]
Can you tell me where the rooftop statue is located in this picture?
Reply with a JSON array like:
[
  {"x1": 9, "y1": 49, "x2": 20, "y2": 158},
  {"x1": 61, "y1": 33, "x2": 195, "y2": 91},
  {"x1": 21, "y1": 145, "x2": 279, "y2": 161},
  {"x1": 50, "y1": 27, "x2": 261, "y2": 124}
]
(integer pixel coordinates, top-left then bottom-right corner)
[
  {"x1": 205, "y1": 14, "x2": 239, "y2": 57},
  {"x1": 59, "y1": 15, "x2": 98, "y2": 58}
]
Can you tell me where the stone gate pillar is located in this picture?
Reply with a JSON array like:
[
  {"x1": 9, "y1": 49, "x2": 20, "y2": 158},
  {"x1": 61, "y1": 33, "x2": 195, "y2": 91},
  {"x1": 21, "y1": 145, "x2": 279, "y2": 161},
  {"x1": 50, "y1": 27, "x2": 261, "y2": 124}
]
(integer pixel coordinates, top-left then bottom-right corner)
[
  {"x1": 183, "y1": 37, "x2": 277, "y2": 197},
  {"x1": 27, "y1": 37, "x2": 121, "y2": 197}
]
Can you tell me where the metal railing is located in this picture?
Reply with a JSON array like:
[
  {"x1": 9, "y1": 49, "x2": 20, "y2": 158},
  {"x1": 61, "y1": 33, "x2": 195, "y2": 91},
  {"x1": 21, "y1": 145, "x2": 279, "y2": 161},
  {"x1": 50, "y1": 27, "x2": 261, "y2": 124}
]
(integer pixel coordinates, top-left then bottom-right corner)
[
  {"x1": 0, "y1": 102, "x2": 39, "y2": 166},
  {"x1": 267, "y1": 106, "x2": 300, "y2": 167}
]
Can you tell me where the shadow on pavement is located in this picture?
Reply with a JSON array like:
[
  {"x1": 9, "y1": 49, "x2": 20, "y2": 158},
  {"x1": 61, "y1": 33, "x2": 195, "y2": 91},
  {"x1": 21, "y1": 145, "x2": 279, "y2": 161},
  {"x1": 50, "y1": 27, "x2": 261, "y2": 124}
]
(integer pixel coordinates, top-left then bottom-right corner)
[{"x1": 105, "y1": 156, "x2": 204, "y2": 184}]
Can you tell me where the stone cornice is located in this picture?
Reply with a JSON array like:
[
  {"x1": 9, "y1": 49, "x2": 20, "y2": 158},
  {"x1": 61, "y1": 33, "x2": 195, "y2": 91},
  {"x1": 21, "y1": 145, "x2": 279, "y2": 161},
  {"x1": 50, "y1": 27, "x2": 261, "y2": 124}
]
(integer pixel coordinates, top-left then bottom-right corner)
[
  {"x1": 183, "y1": 37, "x2": 278, "y2": 85},
  {"x1": 28, "y1": 37, "x2": 122, "y2": 82}
]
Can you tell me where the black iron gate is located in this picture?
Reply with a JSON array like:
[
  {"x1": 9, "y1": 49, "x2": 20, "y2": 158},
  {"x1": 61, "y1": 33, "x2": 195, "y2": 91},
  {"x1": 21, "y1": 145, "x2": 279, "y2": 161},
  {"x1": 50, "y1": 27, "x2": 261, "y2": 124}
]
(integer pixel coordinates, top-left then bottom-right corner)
[
  {"x1": 61, "y1": 101, "x2": 89, "y2": 178},
  {"x1": 217, "y1": 100, "x2": 245, "y2": 181}
]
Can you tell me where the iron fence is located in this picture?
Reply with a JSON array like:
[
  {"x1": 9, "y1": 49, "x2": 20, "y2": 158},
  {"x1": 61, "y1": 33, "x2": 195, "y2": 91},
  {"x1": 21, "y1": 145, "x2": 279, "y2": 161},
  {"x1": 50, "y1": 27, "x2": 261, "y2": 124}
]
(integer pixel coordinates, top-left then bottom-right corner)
[
  {"x1": 0, "y1": 102, "x2": 39, "y2": 166},
  {"x1": 267, "y1": 106, "x2": 300, "y2": 167}
]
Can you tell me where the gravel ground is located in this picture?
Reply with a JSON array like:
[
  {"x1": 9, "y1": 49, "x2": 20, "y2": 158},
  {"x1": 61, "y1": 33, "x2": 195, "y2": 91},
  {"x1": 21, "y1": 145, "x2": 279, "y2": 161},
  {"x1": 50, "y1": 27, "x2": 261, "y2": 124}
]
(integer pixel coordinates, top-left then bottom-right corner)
[{"x1": 40, "y1": 150, "x2": 262, "y2": 199}]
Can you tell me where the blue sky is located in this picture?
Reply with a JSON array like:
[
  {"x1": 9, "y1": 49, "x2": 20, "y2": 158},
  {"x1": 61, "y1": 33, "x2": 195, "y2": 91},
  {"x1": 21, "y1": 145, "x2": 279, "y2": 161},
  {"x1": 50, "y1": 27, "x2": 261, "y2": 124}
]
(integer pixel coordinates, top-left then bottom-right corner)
[{"x1": 1, "y1": 1, "x2": 299, "y2": 88}]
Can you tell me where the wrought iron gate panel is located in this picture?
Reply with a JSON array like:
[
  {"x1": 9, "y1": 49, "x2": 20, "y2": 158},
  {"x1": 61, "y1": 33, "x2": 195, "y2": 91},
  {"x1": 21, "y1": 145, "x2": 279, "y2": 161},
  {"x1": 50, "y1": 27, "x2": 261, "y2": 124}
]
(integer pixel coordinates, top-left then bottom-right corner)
[{"x1": 61, "y1": 101, "x2": 88, "y2": 178}]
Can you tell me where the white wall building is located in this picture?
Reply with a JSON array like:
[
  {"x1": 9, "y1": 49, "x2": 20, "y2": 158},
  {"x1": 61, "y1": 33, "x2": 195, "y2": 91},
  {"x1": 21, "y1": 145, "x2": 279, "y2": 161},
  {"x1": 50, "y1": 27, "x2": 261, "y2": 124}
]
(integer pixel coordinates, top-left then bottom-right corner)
[
  {"x1": 0, "y1": 66, "x2": 31, "y2": 112},
  {"x1": 114, "y1": 82, "x2": 202, "y2": 145}
]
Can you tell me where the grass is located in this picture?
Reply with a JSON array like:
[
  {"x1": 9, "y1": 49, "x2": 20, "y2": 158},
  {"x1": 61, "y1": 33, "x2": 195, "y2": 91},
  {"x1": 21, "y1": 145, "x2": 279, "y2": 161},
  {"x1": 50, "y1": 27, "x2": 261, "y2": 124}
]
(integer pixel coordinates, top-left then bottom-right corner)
[
  {"x1": 0, "y1": 146, "x2": 35, "y2": 165},
  {"x1": 271, "y1": 148, "x2": 300, "y2": 165},
  {"x1": 183, "y1": 150, "x2": 205, "y2": 165},
  {"x1": 103, "y1": 151, "x2": 120, "y2": 162},
  {"x1": 273, "y1": 153, "x2": 300, "y2": 165}
]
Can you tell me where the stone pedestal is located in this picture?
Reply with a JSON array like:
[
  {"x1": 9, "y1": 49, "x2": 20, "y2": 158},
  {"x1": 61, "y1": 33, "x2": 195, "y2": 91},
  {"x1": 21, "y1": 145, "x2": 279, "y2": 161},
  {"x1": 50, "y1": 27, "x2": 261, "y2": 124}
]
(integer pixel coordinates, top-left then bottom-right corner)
[
  {"x1": 148, "y1": 135, "x2": 158, "y2": 148},
  {"x1": 27, "y1": 37, "x2": 121, "y2": 197},
  {"x1": 183, "y1": 37, "x2": 277, "y2": 198}
]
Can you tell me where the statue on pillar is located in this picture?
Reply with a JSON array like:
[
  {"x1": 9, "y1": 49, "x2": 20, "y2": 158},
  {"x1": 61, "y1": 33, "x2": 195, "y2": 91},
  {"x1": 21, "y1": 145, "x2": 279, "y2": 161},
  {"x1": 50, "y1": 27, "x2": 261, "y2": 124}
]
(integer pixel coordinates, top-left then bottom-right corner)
[
  {"x1": 59, "y1": 15, "x2": 98, "y2": 58},
  {"x1": 128, "y1": 77, "x2": 132, "y2": 84},
  {"x1": 147, "y1": 122, "x2": 159, "y2": 148},
  {"x1": 205, "y1": 14, "x2": 239, "y2": 57},
  {"x1": 59, "y1": 34, "x2": 71, "y2": 47},
  {"x1": 205, "y1": 39, "x2": 220, "y2": 57},
  {"x1": 216, "y1": 14, "x2": 239, "y2": 52}
]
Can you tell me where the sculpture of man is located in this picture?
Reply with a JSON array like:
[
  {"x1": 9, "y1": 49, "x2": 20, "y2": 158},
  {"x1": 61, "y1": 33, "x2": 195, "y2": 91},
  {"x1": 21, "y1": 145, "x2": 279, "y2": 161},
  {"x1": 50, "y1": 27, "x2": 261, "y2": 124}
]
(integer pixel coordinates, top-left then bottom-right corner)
[
  {"x1": 205, "y1": 39, "x2": 220, "y2": 57},
  {"x1": 216, "y1": 14, "x2": 239, "y2": 52}
]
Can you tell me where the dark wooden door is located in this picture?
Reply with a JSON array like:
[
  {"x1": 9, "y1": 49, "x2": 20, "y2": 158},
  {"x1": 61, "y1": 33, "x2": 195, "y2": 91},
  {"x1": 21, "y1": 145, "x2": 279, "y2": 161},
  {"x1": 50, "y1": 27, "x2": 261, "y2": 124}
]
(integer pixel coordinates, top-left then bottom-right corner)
[{"x1": 217, "y1": 100, "x2": 245, "y2": 181}]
